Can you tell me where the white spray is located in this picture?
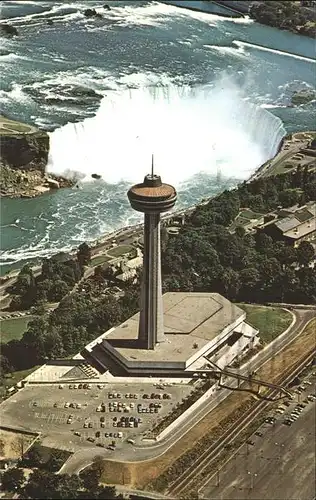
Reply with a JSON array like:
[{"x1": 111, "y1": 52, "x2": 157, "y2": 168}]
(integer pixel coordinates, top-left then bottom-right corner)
[{"x1": 47, "y1": 80, "x2": 286, "y2": 185}]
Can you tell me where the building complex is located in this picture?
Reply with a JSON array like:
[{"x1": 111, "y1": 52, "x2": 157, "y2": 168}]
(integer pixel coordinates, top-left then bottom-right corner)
[{"x1": 85, "y1": 166, "x2": 259, "y2": 378}]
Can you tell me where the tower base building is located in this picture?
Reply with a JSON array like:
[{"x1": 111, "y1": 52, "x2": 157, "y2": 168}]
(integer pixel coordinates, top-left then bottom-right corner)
[
  {"x1": 85, "y1": 292, "x2": 259, "y2": 377},
  {"x1": 84, "y1": 169, "x2": 259, "y2": 378}
]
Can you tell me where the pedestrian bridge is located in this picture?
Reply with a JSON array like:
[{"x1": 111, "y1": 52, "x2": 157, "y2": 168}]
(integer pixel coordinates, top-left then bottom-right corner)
[{"x1": 188, "y1": 367, "x2": 292, "y2": 398}]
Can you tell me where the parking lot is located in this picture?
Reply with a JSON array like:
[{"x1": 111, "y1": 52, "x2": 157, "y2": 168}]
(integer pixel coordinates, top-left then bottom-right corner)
[
  {"x1": 200, "y1": 371, "x2": 316, "y2": 499},
  {"x1": 0, "y1": 381, "x2": 193, "y2": 452}
]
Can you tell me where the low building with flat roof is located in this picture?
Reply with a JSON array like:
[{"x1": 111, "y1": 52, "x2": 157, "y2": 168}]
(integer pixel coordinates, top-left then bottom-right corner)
[
  {"x1": 86, "y1": 292, "x2": 259, "y2": 377},
  {"x1": 258, "y1": 202, "x2": 315, "y2": 246}
]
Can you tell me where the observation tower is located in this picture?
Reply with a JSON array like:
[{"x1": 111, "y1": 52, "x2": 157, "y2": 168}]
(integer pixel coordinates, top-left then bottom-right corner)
[{"x1": 127, "y1": 157, "x2": 177, "y2": 349}]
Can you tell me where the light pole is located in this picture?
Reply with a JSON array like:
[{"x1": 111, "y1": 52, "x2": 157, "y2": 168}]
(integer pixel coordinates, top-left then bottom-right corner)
[
  {"x1": 275, "y1": 441, "x2": 285, "y2": 461},
  {"x1": 247, "y1": 471, "x2": 258, "y2": 490},
  {"x1": 216, "y1": 469, "x2": 220, "y2": 487}
]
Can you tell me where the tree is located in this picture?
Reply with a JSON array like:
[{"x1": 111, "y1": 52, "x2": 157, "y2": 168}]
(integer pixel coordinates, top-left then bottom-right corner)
[
  {"x1": 96, "y1": 486, "x2": 117, "y2": 499},
  {"x1": 0, "y1": 354, "x2": 12, "y2": 377},
  {"x1": 296, "y1": 241, "x2": 315, "y2": 267},
  {"x1": 43, "y1": 329, "x2": 64, "y2": 359},
  {"x1": 279, "y1": 188, "x2": 300, "y2": 208},
  {"x1": 24, "y1": 443, "x2": 43, "y2": 468},
  {"x1": 239, "y1": 267, "x2": 260, "y2": 290},
  {"x1": 235, "y1": 225, "x2": 246, "y2": 238},
  {"x1": 80, "y1": 467, "x2": 100, "y2": 492},
  {"x1": 1, "y1": 467, "x2": 24, "y2": 492},
  {"x1": 23, "y1": 317, "x2": 49, "y2": 360},
  {"x1": 219, "y1": 268, "x2": 240, "y2": 299},
  {"x1": 31, "y1": 302, "x2": 47, "y2": 316},
  {"x1": 255, "y1": 233, "x2": 274, "y2": 255},
  {"x1": 77, "y1": 242, "x2": 92, "y2": 267},
  {"x1": 21, "y1": 470, "x2": 81, "y2": 499},
  {"x1": 49, "y1": 279, "x2": 69, "y2": 302}
]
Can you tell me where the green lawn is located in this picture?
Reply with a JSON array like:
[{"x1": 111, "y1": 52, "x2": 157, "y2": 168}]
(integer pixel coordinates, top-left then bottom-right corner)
[
  {"x1": 90, "y1": 254, "x2": 111, "y2": 267},
  {"x1": 239, "y1": 209, "x2": 264, "y2": 220},
  {"x1": 0, "y1": 115, "x2": 35, "y2": 135},
  {"x1": 0, "y1": 316, "x2": 34, "y2": 343},
  {"x1": 1, "y1": 366, "x2": 40, "y2": 397},
  {"x1": 237, "y1": 304, "x2": 293, "y2": 344},
  {"x1": 107, "y1": 244, "x2": 134, "y2": 258}
]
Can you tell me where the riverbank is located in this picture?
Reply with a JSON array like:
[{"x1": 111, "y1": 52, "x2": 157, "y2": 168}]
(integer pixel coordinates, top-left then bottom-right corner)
[
  {"x1": 162, "y1": 1, "x2": 316, "y2": 39},
  {"x1": 249, "y1": 130, "x2": 316, "y2": 181},
  {"x1": 160, "y1": 0, "x2": 244, "y2": 18}
]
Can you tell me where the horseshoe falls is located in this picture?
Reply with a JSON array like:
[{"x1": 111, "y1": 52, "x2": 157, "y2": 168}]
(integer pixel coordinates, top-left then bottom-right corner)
[{"x1": 48, "y1": 83, "x2": 286, "y2": 184}]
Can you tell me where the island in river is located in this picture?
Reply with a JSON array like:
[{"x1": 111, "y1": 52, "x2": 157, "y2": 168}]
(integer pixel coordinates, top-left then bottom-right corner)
[{"x1": 0, "y1": 115, "x2": 74, "y2": 198}]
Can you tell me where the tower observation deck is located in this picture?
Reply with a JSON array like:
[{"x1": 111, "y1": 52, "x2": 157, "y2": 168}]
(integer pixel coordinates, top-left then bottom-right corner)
[{"x1": 127, "y1": 159, "x2": 177, "y2": 349}]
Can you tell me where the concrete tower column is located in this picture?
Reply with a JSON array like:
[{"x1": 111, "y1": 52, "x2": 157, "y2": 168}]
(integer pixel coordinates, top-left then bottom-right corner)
[{"x1": 138, "y1": 213, "x2": 165, "y2": 349}]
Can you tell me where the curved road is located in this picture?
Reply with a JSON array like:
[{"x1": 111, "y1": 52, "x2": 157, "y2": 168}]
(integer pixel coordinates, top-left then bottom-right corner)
[{"x1": 59, "y1": 308, "x2": 315, "y2": 476}]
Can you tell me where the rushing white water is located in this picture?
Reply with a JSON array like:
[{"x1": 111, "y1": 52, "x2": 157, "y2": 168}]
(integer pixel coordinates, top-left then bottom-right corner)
[{"x1": 47, "y1": 81, "x2": 286, "y2": 185}]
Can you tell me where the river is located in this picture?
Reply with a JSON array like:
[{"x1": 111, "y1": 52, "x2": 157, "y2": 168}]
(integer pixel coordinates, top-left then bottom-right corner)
[{"x1": 0, "y1": 0, "x2": 315, "y2": 272}]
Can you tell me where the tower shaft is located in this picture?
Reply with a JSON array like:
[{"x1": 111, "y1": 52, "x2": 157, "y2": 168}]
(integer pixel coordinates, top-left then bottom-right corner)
[{"x1": 138, "y1": 213, "x2": 164, "y2": 349}]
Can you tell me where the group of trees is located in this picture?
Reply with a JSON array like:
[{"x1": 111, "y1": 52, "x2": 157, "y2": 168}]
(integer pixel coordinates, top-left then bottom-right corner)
[
  {"x1": 249, "y1": 1, "x2": 316, "y2": 38},
  {"x1": 162, "y1": 168, "x2": 316, "y2": 304},
  {"x1": 8, "y1": 243, "x2": 91, "y2": 311},
  {"x1": 1, "y1": 273, "x2": 140, "y2": 375},
  {"x1": 1, "y1": 463, "x2": 123, "y2": 499}
]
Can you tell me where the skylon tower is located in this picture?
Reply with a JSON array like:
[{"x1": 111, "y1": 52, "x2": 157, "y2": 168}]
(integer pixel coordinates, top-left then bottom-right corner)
[{"x1": 127, "y1": 157, "x2": 177, "y2": 349}]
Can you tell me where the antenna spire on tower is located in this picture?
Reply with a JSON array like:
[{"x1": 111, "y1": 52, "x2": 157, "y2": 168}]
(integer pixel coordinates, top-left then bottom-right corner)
[{"x1": 151, "y1": 153, "x2": 154, "y2": 177}]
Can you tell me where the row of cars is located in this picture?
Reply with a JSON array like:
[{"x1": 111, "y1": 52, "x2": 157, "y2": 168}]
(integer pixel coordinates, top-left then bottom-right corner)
[
  {"x1": 293, "y1": 380, "x2": 313, "y2": 395},
  {"x1": 108, "y1": 401, "x2": 133, "y2": 413},
  {"x1": 108, "y1": 392, "x2": 138, "y2": 399},
  {"x1": 143, "y1": 392, "x2": 171, "y2": 400},
  {"x1": 283, "y1": 392, "x2": 316, "y2": 426},
  {"x1": 60, "y1": 384, "x2": 93, "y2": 390},
  {"x1": 113, "y1": 416, "x2": 142, "y2": 428},
  {"x1": 137, "y1": 403, "x2": 161, "y2": 414}
]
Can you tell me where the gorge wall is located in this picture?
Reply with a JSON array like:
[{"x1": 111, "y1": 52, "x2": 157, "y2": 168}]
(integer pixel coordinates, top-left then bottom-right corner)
[{"x1": 0, "y1": 115, "x2": 72, "y2": 198}]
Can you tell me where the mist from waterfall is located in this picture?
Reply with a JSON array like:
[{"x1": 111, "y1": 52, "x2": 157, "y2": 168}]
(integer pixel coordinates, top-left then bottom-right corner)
[{"x1": 47, "y1": 80, "x2": 286, "y2": 185}]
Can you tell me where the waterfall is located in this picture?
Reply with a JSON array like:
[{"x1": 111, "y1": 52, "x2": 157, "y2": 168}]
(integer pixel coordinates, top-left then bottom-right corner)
[{"x1": 47, "y1": 82, "x2": 286, "y2": 185}]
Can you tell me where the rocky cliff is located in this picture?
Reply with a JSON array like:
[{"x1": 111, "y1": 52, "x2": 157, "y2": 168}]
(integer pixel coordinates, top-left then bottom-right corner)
[{"x1": 0, "y1": 115, "x2": 73, "y2": 197}]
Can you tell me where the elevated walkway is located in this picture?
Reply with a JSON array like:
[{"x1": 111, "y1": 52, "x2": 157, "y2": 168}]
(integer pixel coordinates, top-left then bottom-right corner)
[{"x1": 191, "y1": 367, "x2": 292, "y2": 397}]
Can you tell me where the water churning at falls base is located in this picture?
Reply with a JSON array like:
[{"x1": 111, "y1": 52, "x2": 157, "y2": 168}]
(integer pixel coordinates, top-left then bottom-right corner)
[{"x1": 48, "y1": 82, "x2": 286, "y2": 185}]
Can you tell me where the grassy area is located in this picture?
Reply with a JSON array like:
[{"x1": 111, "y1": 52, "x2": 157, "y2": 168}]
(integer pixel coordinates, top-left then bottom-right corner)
[
  {"x1": 107, "y1": 244, "x2": 134, "y2": 258},
  {"x1": 1, "y1": 366, "x2": 40, "y2": 398},
  {"x1": 237, "y1": 304, "x2": 293, "y2": 344},
  {"x1": 239, "y1": 209, "x2": 264, "y2": 220},
  {"x1": 0, "y1": 115, "x2": 35, "y2": 135},
  {"x1": 90, "y1": 254, "x2": 111, "y2": 267},
  {"x1": 0, "y1": 316, "x2": 34, "y2": 343}
]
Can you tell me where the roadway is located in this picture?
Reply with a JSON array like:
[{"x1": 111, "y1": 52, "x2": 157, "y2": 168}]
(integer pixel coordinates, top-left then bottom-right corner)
[
  {"x1": 60, "y1": 308, "x2": 314, "y2": 476},
  {"x1": 199, "y1": 382, "x2": 316, "y2": 500}
]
